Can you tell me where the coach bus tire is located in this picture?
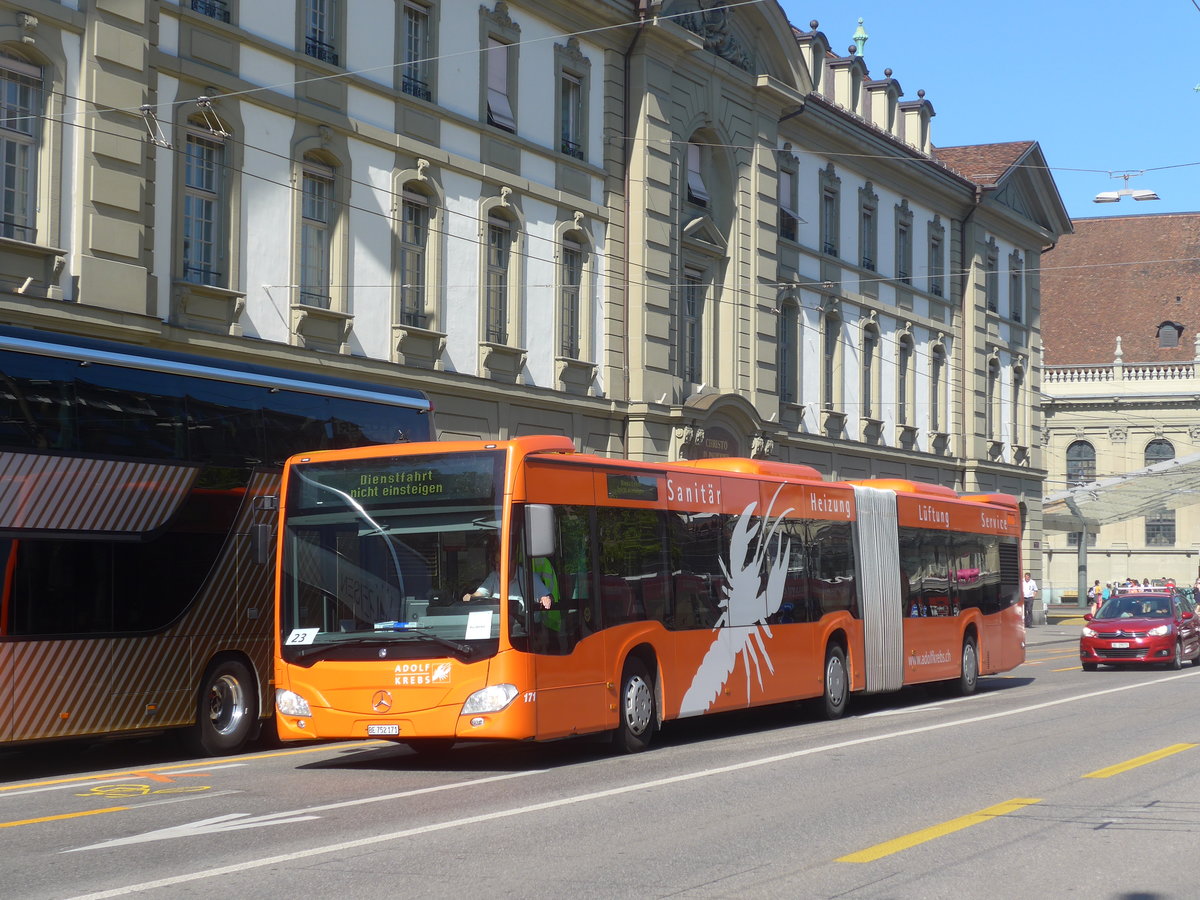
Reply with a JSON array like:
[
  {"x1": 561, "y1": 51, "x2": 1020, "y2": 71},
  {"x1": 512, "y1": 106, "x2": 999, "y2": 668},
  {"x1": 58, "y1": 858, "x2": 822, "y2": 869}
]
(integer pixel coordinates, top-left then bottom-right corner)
[
  {"x1": 822, "y1": 645, "x2": 848, "y2": 720},
  {"x1": 953, "y1": 637, "x2": 979, "y2": 696},
  {"x1": 613, "y1": 659, "x2": 656, "y2": 753},
  {"x1": 187, "y1": 658, "x2": 259, "y2": 756}
]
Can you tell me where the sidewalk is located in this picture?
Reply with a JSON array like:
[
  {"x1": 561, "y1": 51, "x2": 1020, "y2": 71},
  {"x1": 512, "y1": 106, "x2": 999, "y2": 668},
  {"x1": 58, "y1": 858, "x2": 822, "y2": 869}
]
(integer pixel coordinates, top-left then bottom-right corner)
[{"x1": 1028, "y1": 605, "x2": 1084, "y2": 647}]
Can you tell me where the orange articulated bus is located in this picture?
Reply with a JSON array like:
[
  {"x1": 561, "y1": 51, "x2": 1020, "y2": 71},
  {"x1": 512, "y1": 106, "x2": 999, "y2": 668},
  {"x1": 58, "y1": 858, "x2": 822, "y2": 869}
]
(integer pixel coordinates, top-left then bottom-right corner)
[{"x1": 273, "y1": 436, "x2": 1024, "y2": 752}]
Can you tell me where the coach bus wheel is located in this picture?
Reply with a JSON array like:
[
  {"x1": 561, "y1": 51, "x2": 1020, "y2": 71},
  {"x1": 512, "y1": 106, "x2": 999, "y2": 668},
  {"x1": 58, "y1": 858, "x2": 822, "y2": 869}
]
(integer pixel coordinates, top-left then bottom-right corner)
[
  {"x1": 822, "y1": 645, "x2": 848, "y2": 719},
  {"x1": 953, "y1": 637, "x2": 979, "y2": 696},
  {"x1": 187, "y1": 658, "x2": 259, "y2": 756},
  {"x1": 613, "y1": 659, "x2": 656, "y2": 753}
]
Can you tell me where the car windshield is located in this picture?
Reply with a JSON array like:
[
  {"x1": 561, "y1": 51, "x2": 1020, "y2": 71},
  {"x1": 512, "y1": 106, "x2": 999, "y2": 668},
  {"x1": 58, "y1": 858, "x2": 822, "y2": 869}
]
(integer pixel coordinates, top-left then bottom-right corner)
[
  {"x1": 1097, "y1": 596, "x2": 1172, "y2": 619},
  {"x1": 279, "y1": 450, "x2": 511, "y2": 657}
]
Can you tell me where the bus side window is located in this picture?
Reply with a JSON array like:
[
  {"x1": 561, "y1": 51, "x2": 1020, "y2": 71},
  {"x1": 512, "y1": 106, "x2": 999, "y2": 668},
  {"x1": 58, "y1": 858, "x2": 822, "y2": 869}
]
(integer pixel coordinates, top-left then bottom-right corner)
[
  {"x1": 669, "y1": 511, "x2": 725, "y2": 630},
  {"x1": 596, "y1": 507, "x2": 668, "y2": 627}
]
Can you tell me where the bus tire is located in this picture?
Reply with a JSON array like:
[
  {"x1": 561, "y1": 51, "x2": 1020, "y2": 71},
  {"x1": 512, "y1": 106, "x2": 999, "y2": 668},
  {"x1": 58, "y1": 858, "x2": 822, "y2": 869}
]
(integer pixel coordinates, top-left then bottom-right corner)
[
  {"x1": 822, "y1": 645, "x2": 848, "y2": 719},
  {"x1": 953, "y1": 637, "x2": 979, "y2": 696},
  {"x1": 613, "y1": 659, "x2": 656, "y2": 753},
  {"x1": 186, "y1": 657, "x2": 259, "y2": 756}
]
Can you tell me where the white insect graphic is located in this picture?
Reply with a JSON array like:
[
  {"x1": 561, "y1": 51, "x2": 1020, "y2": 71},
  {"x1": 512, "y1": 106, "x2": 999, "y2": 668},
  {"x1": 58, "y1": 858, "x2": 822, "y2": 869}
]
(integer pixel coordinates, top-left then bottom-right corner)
[{"x1": 679, "y1": 486, "x2": 793, "y2": 716}]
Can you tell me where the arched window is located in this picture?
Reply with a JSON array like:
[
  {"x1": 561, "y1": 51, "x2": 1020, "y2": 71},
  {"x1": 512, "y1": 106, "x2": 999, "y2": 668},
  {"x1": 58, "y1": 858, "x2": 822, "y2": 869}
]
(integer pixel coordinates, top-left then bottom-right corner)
[
  {"x1": 822, "y1": 309, "x2": 842, "y2": 410},
  {"x1": 397, "y1": 183, "x2": 433, "y2": 327},
  {"x1": 897, "y1": 333, "x2": 914, "y2": 426},
  {"x1": 1066, "y1": 441, "x2": 1095, "y2": 485},
  {"x1": 299, "y1": 154, "x2": 336, "y2": 308},
  {"x1": 986, "y1": 357, "x2": 1001, "y2": 440},
  {"x1": 1144, "y1": 438, "x2": 1176, "y2": 547},
  {"x1": 861, "y1": 323, "x2": 879, "y2": 420},
  {"x1": 1157, "y1": 321, "x2": 1183, "y2": 349}
]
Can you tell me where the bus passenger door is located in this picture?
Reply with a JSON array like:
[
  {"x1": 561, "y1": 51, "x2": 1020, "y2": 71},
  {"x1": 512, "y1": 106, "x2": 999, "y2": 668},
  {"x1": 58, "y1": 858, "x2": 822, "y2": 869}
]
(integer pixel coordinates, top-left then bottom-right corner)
[{"x1": 532, "y1": 506, "x2": 609, "y2": 739}]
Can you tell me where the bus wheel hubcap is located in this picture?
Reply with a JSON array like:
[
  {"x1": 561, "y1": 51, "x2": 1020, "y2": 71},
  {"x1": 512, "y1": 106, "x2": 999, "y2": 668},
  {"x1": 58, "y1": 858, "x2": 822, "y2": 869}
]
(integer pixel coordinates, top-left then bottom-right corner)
[{"x1": 624, "y1": 675, "x2": 652, "y2": 735}]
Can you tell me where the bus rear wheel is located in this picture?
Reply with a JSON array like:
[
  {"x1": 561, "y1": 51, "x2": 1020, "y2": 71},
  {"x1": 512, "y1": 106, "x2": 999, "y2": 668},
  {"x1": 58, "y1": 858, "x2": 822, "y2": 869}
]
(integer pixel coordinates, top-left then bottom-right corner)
[
  {"x1": 613, "y1": 659, "x2": 656, "y2": 753},
  {"x1": 186, "y1": 658, "x2": 259, "y2": 756},
  {"x1": 952, "y1": 637, "x2": 979, "y2": 696},
  {"x1": 822, "y1": 645, "x2": 848, "y2": 719}
]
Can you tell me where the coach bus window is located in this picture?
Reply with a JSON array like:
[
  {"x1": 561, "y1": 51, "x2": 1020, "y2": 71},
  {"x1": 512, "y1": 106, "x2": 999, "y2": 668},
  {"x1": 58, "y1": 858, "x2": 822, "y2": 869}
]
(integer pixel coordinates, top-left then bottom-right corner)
[
  {"x1": 0, "y1": 354, "x2": 76, "y2": 451},
  {"x1": 76, "y1": 363, "x2": 189, "y2": 460},
  {"x1": 596, "y1": 507, "x2": 669, "y2": 627},
  {"x1": 6, "y1": 540, "x2": 114, "y2": 635},
  {"x1": 897, "y1": 528, "x2": 926, "y2": 617},
  {"x1": 186, "y1": 382, "x2": 266, "y2": 467},
  {"x1": 530, "y1": 505, "x2": 592, "y2": 655},
  {"x1": 808, "y1": 519, "x2": 857, "y2": 617},
  {"x1": 669, "y1": 511, "x2": 726, "y2": 629}
]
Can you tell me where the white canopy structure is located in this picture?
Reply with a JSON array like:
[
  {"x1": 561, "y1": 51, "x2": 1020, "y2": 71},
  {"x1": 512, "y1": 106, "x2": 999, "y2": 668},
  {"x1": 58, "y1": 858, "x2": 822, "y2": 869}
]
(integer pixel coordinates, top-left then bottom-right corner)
[{"x1": 1043, "y1": 451, "x2": 1200, "y2": 532}]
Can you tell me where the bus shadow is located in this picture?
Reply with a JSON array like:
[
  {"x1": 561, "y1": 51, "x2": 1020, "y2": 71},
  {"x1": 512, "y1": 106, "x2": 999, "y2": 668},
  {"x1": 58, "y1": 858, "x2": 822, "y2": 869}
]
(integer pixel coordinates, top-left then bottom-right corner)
[{"x1": 299, "y1": 676, "x2": 1032, "y2": 773}]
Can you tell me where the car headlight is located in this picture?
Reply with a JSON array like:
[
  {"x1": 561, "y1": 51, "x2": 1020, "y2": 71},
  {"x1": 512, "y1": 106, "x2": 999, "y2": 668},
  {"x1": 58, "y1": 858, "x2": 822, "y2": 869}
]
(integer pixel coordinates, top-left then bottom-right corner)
[
  {"x1": 276, "y1": 689, "x2": 312, "y2": 717},
  {"x1": 461, "y1": 683, "x2": 518, "y2": 715},
  {"x1": 1147, "y1": 625, "x2": 1170, "y2": 637},
  {"x1": 1082, "y1": 626, "x2": 1096, "y2": 638}
]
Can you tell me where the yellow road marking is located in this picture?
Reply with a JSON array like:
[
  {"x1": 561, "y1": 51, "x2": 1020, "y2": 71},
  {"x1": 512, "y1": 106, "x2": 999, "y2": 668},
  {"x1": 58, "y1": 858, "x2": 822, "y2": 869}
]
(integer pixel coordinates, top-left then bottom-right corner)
[
  {"x1": 0, "y1": 806, "x2": 129, "y2": 828},
  {"x1": 0, "y1": 740, "x2": 386, "y2": 793},
  {"x1": 1084, "y1": 744, "x2": 1197, "y2": 779},
  {"x1": 1052, "y1": 665, "x2": 1082, "y2": 672},
  {"x1": 837, "y1": 798, "x2": 1041, "y2": 863}
]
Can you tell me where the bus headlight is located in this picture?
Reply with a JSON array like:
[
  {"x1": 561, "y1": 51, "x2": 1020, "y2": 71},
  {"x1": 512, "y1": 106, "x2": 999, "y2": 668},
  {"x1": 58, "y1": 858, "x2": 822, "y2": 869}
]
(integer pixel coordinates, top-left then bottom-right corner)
[
  {"x1": 276, "y1": 689, "x2": 312, "y2": 717},
  {"x1": 461, "y1": 684, "x2": 518, "y2": 715}
]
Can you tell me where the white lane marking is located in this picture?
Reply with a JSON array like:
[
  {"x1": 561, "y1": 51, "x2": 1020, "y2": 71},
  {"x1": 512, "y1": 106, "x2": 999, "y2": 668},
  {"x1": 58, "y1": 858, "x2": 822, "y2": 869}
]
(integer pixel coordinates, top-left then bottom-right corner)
[
  {"x1": 66, "y1": 770, "x2": 545, "y2": 852},
  {"x1": 68, "y1": 669, "x2": 1200, "y2": 899}
]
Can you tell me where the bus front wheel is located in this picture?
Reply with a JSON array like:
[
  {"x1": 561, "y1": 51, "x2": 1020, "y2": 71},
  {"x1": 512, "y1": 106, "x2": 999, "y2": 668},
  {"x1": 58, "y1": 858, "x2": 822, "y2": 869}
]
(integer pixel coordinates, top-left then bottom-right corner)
[
  {"x1": 613, "y1": 659, "x2": 656, "y2": 753},
  {"x1": 186, "y1": 658, "x2": 259, "y2": 756},
  {"x1": 822, "y1": 645, "x2": 848, "y2": 719}
]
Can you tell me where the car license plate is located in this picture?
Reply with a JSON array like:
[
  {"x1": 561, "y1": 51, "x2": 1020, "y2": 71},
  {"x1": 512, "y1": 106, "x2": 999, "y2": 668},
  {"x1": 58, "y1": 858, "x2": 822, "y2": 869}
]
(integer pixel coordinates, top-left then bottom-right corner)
[
  {"x1": 367, "y1": 724, "x2": 400, "y2": 736},
  {"x1": 1111, "y1": 642, "x2": 1130, "y2": 649}
]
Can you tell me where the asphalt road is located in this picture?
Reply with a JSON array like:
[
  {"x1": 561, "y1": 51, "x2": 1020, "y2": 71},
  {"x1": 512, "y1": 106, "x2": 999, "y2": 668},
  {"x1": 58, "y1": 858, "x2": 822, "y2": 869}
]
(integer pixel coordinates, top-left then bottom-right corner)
[{"x1": 4, "y1": 626, "x2": 1198, "y2": 899}]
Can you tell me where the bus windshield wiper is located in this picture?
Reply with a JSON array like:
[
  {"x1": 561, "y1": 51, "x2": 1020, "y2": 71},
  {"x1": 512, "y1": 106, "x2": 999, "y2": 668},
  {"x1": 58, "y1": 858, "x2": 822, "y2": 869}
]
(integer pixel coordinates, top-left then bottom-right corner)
[{"x1": 377, "y1": 625, "x2": 475, "y2": 658}]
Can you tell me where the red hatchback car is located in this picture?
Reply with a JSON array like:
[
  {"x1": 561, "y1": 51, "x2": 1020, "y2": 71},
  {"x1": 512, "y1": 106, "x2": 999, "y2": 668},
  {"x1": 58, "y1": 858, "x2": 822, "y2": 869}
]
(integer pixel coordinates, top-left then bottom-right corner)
[{"x1": 1080, "y1": 592, "x2": 1200, "y2": 670}]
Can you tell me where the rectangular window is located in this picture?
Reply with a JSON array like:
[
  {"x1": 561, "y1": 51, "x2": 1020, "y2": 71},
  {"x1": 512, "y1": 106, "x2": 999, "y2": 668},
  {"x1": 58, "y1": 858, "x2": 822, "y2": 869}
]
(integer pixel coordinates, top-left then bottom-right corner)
[
  {"x1": 486, "y1": 38, "x2": 515, "y2": 132},
  {"x1": 300, "y1": 166, "x2": 333, "y2": 308},
  {"x1": 682, "y1": 268, "x2": 704, "y2": 383},
  {"x1": 930, "y1": 348, "x2": 944, "y2": 432},
  {"x1": 929, "y1": 234, "x2": 944, "y2": 297},
  {"x1": 821, "y1": 189, "x2": 838, "y2": 256},
  {"x1": 1010, "y1": 262, "x2": 1023, "y2": 323},
  {"x1": 560, "y1": 74, "x2": 583, "y2": 160},
  {"x1": 559, "y1": 238, "x2": 582, "y2": 358},
  {"x1": 859, "y1": 206, "x2": 875, "y2": 270},
  {"x1": 1145, "y1": 510, "x2": 1176, "y2": 547},
  {"x1": 397, "y1": 190, "x2": 427, "y2": 327},
  {"x1": 0, "y1": 54, "x2": 40, "y2": 243},
  {"x1": 896, "y1": 221, "x2": 912, "y2": 285},
  {"x1": 986, "y1": 251, "x2": 999, "y2": 312},
  {"x1": 778, "y1": 170, "x2": 798, "y2": 242},
  {"x1": 182, "y1": 133, "x2": 223, "y2": 287},
  {"x1": 778, "y1": 304, "x2": 796, "y2": 403},
  {"x1": 305, "y1": 0, "x2": 339, "y2": 66},
  {"x1": 402, "y1": 3, "x2": 432, "y2": 101},
  {"x1": 485, "y1": 215, "x2": 510, "y2": 343},
  {"x1": 191, "y1": 0, "x2": 231, "y2": 22},
  {"x1": 1067, "y1": 532, "x2": 1097, "y2": 547}
]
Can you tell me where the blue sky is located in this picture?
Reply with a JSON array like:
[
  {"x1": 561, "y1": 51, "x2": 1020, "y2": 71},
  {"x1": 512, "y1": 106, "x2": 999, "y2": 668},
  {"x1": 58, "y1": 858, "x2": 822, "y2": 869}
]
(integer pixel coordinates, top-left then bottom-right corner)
[{"x1": 775, "y1": 1, "x2": 1200, "y2": 220}]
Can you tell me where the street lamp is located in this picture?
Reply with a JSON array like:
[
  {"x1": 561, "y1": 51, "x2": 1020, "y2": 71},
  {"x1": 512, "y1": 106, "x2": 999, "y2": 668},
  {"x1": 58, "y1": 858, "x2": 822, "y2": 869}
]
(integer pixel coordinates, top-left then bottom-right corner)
[{"x1": 1094, "y1": 171, "x2": 1159, "y2": 203}]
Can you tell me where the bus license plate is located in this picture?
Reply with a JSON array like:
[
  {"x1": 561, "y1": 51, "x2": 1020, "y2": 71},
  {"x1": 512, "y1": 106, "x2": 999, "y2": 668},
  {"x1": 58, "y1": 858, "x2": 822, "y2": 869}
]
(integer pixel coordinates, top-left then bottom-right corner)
[
  {"x1": 1111, "y1": 642, "x2": 1129, "y2": 649},
  {"x1": 367, "y1": 724, "x2": 400, "y2": 735}
]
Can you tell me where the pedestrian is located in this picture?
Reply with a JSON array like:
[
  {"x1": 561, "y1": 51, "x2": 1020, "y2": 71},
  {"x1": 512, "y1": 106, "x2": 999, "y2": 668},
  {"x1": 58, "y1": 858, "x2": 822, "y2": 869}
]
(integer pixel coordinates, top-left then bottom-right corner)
[
  {"x1": 1101, "y1": 583, "x2": 1112, "y2": 602},
  {"x1": 1022, "y1": 572, "x2": 1038, "y2": 627}
]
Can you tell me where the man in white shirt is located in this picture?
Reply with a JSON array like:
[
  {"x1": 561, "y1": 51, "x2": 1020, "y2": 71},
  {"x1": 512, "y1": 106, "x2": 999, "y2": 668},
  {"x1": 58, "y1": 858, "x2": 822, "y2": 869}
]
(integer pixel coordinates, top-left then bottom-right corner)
[{"x1": 1022, "y1": 572, "x2": 1038, "y2": 627}]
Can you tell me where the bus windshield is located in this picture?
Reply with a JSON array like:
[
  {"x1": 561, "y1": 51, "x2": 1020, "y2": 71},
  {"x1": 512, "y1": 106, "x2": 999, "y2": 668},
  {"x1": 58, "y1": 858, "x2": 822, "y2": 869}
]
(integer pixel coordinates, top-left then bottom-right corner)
[{"x1": 279, "y1": 450, "x2": 508, "y2": 658}]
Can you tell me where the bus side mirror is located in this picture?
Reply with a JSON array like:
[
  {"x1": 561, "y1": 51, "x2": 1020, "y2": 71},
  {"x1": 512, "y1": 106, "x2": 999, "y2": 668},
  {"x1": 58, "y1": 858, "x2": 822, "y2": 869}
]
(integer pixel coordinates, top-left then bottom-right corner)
[
  {"x1": 526, "y1": 504, "x2": 556, "y2": 558},
  {"x1": 251, "y1": 523, "x2": 272, "y2": 566}
]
